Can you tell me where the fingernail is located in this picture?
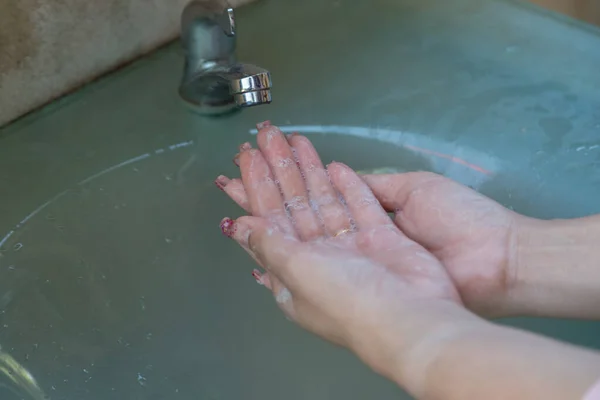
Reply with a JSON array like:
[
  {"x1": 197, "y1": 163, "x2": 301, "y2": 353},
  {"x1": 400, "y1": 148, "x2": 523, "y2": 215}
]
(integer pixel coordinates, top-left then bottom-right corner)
[
  {"x1": 256, "y1": 120, "x2": 272, "y2": 130},
  {"x1": 220, "y1": 217, "x2": 236, "y2": 237},
  {"x1": 233, "y1": 153, "x2": 240, "y2": 167},
  {"x1": 215, "y1": 175, "x2": 230, "y2": 191},
  {"x1": 285, "y1": 133, "x2": 298, "y2": 144},
  {"x1": 239, "y1": 142, "x2": 252, "y2": 152},
  {"x1": 252, "y1": 269, "x2": 265, "y2": 286},
  {"x1": 327, "y1": 161, "x2": 345, "y2": 170}
]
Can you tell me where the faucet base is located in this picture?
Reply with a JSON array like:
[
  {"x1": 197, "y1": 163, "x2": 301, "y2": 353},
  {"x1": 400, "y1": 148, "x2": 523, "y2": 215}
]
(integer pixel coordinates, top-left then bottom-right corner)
[{"x1": 179, "y1": 97, "x2": 240, "y2": 117}]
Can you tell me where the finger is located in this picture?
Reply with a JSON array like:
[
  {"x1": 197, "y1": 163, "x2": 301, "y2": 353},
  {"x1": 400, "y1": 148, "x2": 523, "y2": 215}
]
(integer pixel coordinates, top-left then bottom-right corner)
[
  {"x1": 221, "y1": 216, "x2": 280, "y2": 292},
  {"x1": 233, "y1": 142, "x2": 252, "y2": 167},
  {"x1": 288, "y1": 134, "x2": 352, "y2": 237},
  {"x1": 252, "y1": 269, "x2": 273, "y2": 290},
  {"x1": 328, "y1": 162, "x2": 393, "y2": 230},
  {"x1": 239, "y1": 148, "x2": 294, "y2": 234},
  {"x1": 218, "y1": 172, "x2": 406, "y2": 216},
  {"x1": 216, "y1": 176, "x2": 251, "y2": 212},
  {"x1": 230, "y1": 215, "x2": 303, "y2": 291},
  {"x1": 228, "y1": 215, "x2": 298, "y2": 318},
  {"x1": 361, "y1": 172, "x2": 444, "y2": 212},
  {"x1": 257, "y1": 125, "x2": 323, "y2": 241}
]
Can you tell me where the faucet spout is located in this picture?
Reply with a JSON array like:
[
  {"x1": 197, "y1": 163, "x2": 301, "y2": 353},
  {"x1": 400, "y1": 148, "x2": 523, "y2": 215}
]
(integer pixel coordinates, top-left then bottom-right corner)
[
  {"x1": 223, "y1": 63, "x2": 272, "y2": 107},
  {"x1": 179, "y1": 2, "x2": 272, "y2": 115}
]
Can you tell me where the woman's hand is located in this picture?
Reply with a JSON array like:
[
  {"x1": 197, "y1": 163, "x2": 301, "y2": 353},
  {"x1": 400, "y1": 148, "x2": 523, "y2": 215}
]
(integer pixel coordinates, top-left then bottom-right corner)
[
  {"x1": 219, "y1": 124, "x2": 523, "y2": 317},
  {"x1": 217, "y1": 123, "x2": 466, "y2": 383},
  {"x1": 362, "y1": 172, "x2": 522, "y2": 317}
]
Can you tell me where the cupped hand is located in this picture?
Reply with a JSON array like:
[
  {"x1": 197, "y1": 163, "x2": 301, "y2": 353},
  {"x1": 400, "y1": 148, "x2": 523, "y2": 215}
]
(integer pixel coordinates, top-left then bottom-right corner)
[
  {"x1": 361, "y1": 173, "x2": 522, "y2": 316},
  {"x1": 219, "y1": 125, "x2": 523, "y2": 317},
  {"x1": 217, "y1": 123, "x2": 462, "y2": 377}
]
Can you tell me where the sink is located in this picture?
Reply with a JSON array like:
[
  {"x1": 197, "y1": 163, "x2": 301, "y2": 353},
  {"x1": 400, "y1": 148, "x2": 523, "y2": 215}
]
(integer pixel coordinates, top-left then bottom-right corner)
[{"x1": 1, "y1": 0, "x2": 600, "y2": 398}]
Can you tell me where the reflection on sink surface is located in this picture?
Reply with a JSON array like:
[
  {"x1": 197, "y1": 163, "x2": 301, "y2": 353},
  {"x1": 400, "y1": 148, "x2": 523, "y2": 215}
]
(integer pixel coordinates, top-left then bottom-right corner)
[{"x1": 2, "y1": 0, "x2": 600, "y2": 398}]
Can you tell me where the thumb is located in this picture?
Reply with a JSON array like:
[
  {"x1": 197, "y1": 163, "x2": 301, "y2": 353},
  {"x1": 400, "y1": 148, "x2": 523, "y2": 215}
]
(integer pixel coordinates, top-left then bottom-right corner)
[{"x1": 362, "y1": 172, "x2": 443, "y2": 212}]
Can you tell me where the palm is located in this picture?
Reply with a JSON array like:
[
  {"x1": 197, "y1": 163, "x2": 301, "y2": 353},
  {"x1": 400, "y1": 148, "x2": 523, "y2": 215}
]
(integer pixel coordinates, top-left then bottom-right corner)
[
  {"x1": 365, "y1": 173, "x2": 517, "y2": 315},
  {"x1": 268, "y1": 225, "x2": 459, "y2": 348}
]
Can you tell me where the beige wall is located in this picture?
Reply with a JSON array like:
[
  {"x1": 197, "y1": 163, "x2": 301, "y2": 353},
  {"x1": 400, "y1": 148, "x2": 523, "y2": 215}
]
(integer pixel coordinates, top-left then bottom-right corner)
[{"x1": 0, "y1": 0, "x2": 253, "y2": 127}]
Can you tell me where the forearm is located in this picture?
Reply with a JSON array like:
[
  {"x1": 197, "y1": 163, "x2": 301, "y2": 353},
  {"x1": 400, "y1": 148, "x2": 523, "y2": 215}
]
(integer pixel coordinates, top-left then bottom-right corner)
[
  {"x1": 510, "y1": 215, "x2": 600, "y2": 319},
  {"x1": 418, "y1": 321, "x2": 600, "y2": 400},
  {"x1": 381, "y1": 303, "x2": 600, "y2": 400}
]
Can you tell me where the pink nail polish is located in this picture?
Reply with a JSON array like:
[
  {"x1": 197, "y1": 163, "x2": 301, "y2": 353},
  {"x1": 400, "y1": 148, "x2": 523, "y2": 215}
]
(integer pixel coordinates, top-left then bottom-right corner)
[
  {"x1": 215, "y1": 175, "x2": 229, "y2": 191},
  {"x1": 220, "y1": 218, "x2": 236, "y2": 237},
  {"x1": 256, "y1": 120, "x2": 272, "y2": 130},
  {"x1": 252, "y1": 269, "x2": 264, "y2": 285}
]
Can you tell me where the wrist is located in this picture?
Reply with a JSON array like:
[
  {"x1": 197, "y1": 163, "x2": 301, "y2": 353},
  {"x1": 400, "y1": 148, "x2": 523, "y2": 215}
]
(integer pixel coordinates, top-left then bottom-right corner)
[
  {"x1": 508, "y1": 215, "x2": 600, "y2": 318},
  {"x1": 351, "y1": 299, "x2": 487, "y2": 396}
]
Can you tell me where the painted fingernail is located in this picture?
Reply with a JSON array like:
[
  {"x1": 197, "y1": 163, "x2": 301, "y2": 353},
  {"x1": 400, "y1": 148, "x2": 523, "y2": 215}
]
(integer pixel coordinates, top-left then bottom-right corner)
[
  {"x1": 256, "y1": 120, "x2": 272, "y2": 129},
  {"x1": 233, "y1": 153, "x2": 240, "y2": 167},
  {"x1": 215, "y1": 175, "x2": 230, "y2": 191},
  {"x1": 252, "y1": 269, "x2": 264, "y2": 286},
  {"x1": 220, "y1": 217, "x2": 236, "y2": 237}
]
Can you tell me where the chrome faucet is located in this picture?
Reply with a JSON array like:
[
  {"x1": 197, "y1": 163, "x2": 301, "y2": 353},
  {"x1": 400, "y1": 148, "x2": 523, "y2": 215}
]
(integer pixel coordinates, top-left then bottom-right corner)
[{"x1": 179, "y1": 1, "x2": 272, "y2": 115}]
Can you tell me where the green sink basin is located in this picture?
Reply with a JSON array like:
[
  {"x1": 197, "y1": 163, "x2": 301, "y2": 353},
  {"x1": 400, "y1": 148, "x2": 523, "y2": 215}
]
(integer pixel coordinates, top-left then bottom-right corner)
[{"x1": 1, "y1": 0, "x2": 600, "y2": 398}]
